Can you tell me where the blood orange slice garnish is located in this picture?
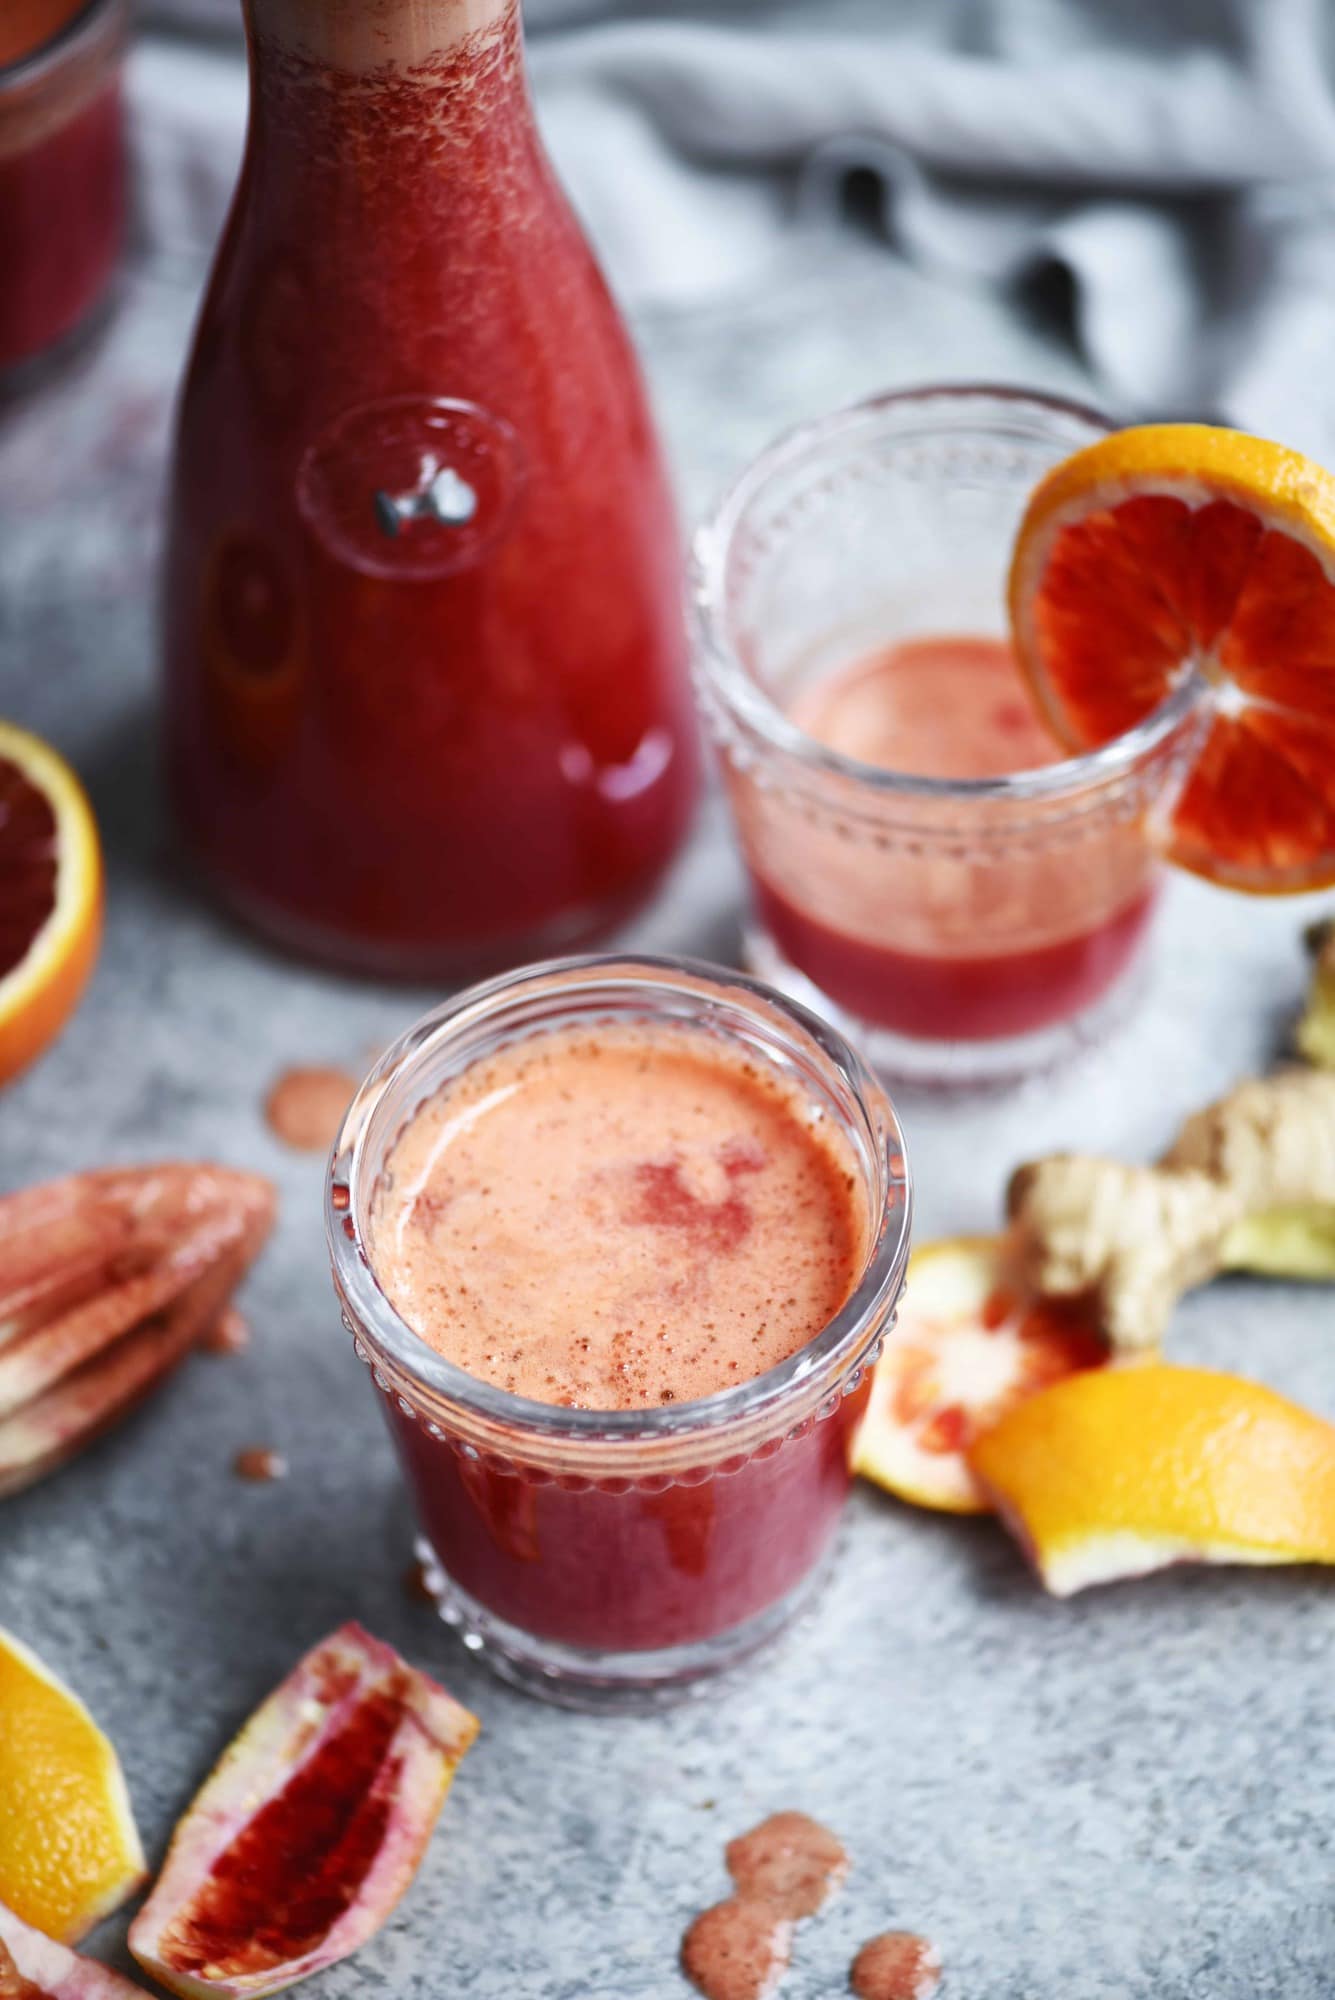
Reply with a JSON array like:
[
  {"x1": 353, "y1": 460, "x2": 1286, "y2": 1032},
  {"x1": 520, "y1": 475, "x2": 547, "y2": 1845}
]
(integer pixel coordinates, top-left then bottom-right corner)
[
  {"x1": 852, "y1": 1235, "x2": 1108, "y2": 1514},
  {"x1": 0, "y1": 723, "x2": 102, "y2": 1087},
  {"x1": 1008, "y1": 424, "x2": 1335, "y2": 892},
  {"x1": 128, "y1": 1624, "x2": 479, "y2": 2000}
]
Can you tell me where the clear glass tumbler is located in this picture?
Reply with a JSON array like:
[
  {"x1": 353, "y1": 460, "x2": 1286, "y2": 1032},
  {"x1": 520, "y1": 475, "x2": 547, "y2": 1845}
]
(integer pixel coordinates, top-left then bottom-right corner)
[
  {"x1": 0, "y1": 0, "x2": 129, "y2": 384},
  {"x1": 692, "y1": 385, "x2": 1205, "y2": 1085},
  {"x1": 327, "y1": 954, "x2": 911, "y2": 1711}
]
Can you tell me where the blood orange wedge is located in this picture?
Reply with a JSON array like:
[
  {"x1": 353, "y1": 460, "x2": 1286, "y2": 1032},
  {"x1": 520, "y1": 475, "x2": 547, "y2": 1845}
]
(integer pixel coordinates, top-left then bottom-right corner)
[
  {"x1": 128, "y1": 1624, "x2": 479, "y2": 2000},
  {"x1": 0, "y1": 1901, "x2": 151, "y2": 1999},
  {"x1": 1009, "y1": 425, "x2": 1335, "y2": 892},
  {"x1": 971, "y1": 1363, "x2": 1335, "y2": 1596},
  {"x1": 0, "y1": 1165, "x2": 276, "y2": 1498},
  {"x1": 851, "y1": 1235, "x2": 1107, "y2": 1514},
  {"x1": 0, "y1": 1629, "x2": 146, "y2": 1945},
  {"x1": 0, "y1": 724, "x2": 102, "y2": 1088}
]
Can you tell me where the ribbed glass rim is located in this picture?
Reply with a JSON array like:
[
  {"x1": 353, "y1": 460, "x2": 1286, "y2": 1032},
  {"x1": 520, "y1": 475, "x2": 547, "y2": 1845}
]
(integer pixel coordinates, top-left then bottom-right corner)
[
  {"x1": 0, "y1": 0, "x2": 123, "y2": 88},
  {"x1": 691, "y1": 381, "x2": 1206, "y2": 805},
  {"x1": 326, "y1": 953, "x2": 913, "y2": 1447}
]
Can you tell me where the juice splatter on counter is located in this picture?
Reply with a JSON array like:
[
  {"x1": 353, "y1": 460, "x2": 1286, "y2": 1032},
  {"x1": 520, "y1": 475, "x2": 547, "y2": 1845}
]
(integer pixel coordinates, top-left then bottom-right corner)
[
  {"x1": 264, "y1": 1065, "x2": 356, "y2": 1152},
  {"x1": 849, "y1": 1932, "x2": 942, "y2": 2000},
  {"x1": 681, "y1": 1813, "x2": 849, "y2": 2000},
  {"x1": 682, "y1": 1901, "x2": 793, "y2": 2000},
  {"x1": 233, "y1": 1447, "x2": 286, "y2": 1483},
  {"x1": 725, "y1": 1812, "x2": 849, "y2": 1918}
]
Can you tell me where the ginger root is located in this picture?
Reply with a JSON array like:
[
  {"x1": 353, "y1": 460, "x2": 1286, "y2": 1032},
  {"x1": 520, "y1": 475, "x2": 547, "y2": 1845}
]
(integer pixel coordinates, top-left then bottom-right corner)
[
  {"x1": 1296, "y1": 919, "x2": 1335, "y2": 1071},
  {"x1": 1007, "y1": 1069, "x2": 1335, "y2": 1354}
]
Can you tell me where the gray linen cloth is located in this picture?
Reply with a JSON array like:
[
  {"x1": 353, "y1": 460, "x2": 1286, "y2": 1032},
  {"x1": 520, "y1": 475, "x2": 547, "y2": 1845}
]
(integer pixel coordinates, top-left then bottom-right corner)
[{"x1": 133, "y1": 0, "x2": 1335, "y2": 452}]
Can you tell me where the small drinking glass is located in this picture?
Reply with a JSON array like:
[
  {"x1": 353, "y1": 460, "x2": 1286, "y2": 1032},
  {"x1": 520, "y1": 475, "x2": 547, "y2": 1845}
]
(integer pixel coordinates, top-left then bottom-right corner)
[
  {"x1": 692, "y1": 384, "x2": 1203, "y2": 1085},
  {"x1": 327, "y1": 954, "x2": 911, "y2": 1711},
  {"x1": 0, "y1": 0, "x2": 129, "y2": 384}
]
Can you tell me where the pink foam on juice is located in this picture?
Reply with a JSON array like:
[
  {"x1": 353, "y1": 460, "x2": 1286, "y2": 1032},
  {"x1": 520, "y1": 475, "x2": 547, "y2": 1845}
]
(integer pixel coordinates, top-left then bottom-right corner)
[{"x1": 374, "y1": 1023, "x2": 866, "y2": 1410}]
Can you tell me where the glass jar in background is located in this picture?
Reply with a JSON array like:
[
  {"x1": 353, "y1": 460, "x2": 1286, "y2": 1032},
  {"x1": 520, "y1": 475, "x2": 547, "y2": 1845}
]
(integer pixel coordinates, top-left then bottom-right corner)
[
  {"x1": 327, "y1": 955, "x2": 911, "y2": 1710},
  {"x1": 692, "y1": 385, "x2": 1205, "y2": 1087},
  {"x1": 0, "y1": 0, "x2": 128, "y2": 383},
  {"x1": 163, "y1": 0, "x2": 698, "y2": 979}
]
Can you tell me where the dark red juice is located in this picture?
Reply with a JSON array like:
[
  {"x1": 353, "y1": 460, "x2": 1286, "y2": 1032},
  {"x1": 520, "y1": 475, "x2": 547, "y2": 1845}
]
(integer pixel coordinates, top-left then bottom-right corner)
[
  {"x1": 0, "y1": 1, "x2": 127, "y2": 378},
  {"x1": 386, "y1": 1386, "x2": 868, "y2": 1651},
  {"x1": 163, "y1": 0, "x2": 698, "y2": 974},
  {"x1": 756, "y1": 877, "x2": 1158, "y2": 1040}
]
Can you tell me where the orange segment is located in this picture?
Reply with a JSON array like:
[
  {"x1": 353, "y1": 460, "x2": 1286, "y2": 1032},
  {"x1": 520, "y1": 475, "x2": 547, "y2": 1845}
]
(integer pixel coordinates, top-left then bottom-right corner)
[
  {"x1": 1009, "y1": 424, "x2": 1335, "y2": 893},
  {"x1": 0, "y1": 723, "x2": 102, "y2": 1087},
  {"x1": 970, "y1": 1363, "x2": 1335, "y2": 1596},
  {"x1": 852, "y1": 1235, "x2": 1107, "y2": 1514},
  {"x1": 0, "y1": 1628, "x2": 146, "y2": 1943}
]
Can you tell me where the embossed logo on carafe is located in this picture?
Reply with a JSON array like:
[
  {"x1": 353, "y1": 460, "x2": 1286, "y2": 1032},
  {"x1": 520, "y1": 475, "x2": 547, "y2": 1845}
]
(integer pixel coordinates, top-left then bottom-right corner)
[{"x1": 296, "y1": 395, "x2": 526, "y2": 582}]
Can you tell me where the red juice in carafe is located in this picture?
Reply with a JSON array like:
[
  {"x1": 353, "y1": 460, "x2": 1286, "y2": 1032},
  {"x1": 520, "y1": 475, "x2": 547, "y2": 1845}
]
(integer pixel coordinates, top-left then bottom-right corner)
[
  {"x1": 0, "y1": 0, "x2": 127, "y2": 380},
  {"x1": 163, "y1": 0, "x2": 698, "y2": 975}
]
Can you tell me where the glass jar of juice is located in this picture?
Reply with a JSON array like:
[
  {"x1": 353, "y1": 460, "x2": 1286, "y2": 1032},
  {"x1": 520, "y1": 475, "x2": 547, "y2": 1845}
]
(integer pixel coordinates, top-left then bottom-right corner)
[
  {"x1": 163, "y1": 0, "x2": 698, "y2": 977},
  {"x1": 0, "y1": 0, "x2": 128, "y2": 383},
  {"x1": 327, "y1": 956, "x2": 911, "y2": 1709},
  {"x1": 693, "y1": 386, "x2": 1204, "y2": 1086}
]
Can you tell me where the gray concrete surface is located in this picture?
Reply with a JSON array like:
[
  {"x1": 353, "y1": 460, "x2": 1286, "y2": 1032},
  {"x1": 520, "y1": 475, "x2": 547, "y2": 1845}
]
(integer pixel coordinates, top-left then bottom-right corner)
[{"x1": 1, "y1": 47, "x2": 1334, "y2": 2000}]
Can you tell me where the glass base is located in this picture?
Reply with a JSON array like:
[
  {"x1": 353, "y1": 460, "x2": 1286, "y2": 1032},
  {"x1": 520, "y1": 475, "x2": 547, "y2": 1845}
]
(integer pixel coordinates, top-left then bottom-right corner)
[
  {"x1": 413, "y1": 1534, "x2": 835, "y2": 1713},
  {"x1": 744, "y1": 926, "x2": 1149, "y2": 1091}
]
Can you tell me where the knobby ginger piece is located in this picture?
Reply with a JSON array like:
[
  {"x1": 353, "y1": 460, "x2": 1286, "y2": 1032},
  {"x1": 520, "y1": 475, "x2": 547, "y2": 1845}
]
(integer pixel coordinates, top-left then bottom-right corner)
[
  {"x1": 1166, "y1": 1070, "x2": 1335, "y2": 1208},
  {"x1": 1296, "y1": 920, "x2": 1335, "y2": 1071},
  {"x1": 1005, "y1": 1158, "x2": 1240, "y2": 1354},
  {"x1": 1007, "y1": 1069, "x2": 1335, "y2": 1353}
]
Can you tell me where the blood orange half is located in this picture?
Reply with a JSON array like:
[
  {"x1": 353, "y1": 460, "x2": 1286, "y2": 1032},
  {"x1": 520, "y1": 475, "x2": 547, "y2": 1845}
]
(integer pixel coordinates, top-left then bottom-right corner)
[
  {"x1": 0, "y1": 722, "x2": 102, "y2": 1086},
  {"x1": 852, "y1": 1235, "x2": 1107, "y2": 1514},
  {"x1": 1009, "y1": 424, "x2": 1335, "y2": 893}
]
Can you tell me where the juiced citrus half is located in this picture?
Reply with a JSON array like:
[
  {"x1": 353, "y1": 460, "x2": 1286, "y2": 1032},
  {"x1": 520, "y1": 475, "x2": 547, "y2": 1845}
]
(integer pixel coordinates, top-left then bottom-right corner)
[
  {"x1": 0, "y1": 723, "x2": 102, "y2": 1087},
  {"x1": 971, "y1": 1362, "x2": 1335, "y2": 1595},
  {"x1": 0, "y1": 1629, "x2": 145, "y2": 1944},
  {"x1": 129, "y1": 1623, "x2": 479, "y2": 2000},
  {"x1": 1009, "y1": 424, "x2": 1335, "y2": 892},
  {"x1": 852, "y1": 1235, "x2": 1107, "y2": 1514}
]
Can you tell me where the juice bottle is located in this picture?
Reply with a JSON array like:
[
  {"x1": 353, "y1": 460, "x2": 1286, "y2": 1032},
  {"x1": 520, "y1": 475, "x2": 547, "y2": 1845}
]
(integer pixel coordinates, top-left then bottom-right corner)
[{"x1": 163, "y1": 0, "x2": 698, "y2": 975}]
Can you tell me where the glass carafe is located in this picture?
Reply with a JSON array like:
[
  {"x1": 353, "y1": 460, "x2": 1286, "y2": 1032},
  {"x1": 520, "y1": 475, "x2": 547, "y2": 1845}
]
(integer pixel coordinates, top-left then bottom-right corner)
[{"x1": 162, "y1": 0, "x2": 698, "y2": 976}]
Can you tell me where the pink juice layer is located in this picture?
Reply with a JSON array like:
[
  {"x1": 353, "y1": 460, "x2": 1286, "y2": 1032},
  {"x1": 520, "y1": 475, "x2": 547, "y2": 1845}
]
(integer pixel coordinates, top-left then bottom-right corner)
[
  {"x1": 371, "y1": 1022, "x2": 872, "y2": 1652},
  {"x1": 790, "y1": 633, "x2": 1061, "y2": 780},
  {"x1": 754, "y1": 636, "x2": 1156, "y2": 1041}
]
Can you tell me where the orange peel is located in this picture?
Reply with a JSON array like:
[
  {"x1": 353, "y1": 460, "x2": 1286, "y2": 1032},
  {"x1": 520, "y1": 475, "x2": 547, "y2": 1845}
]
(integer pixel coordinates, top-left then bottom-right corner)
[
  {"x1": 0, "y1": 1628, "x2": 145, "y2": 1944},
  {"x1": 971, "y1": 1362, "x2": 1335, "y2": 1595}
]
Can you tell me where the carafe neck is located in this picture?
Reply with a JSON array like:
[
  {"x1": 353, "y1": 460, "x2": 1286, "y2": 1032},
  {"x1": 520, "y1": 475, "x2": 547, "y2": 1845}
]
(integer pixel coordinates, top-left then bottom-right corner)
[{"x1": 244, "y1": 0, "x2": 515, "y2": 74}]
